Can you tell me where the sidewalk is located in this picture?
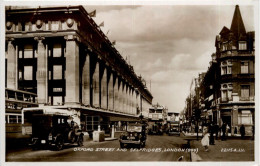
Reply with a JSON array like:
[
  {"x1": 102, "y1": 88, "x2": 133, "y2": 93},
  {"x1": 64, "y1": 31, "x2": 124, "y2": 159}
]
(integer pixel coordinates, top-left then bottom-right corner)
[{"x1": 190, "y1": 138, "x2": 255, "y2": 161}]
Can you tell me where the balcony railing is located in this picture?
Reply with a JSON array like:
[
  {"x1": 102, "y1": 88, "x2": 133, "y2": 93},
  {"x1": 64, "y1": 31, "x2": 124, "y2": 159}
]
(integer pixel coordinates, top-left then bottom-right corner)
[{"x1": 220, "y1": 51, "x2": 254, "y2": 58}]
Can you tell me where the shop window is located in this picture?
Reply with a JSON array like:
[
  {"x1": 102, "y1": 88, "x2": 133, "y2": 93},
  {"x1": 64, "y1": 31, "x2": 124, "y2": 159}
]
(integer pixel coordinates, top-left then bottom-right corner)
[
  {"x1": 239, "y1": 41, "x2": 247, "y2": 50},
  {"x1": 238, "y1": 110, "x2": 252, "y2": 125},
  {"x1": 241, "y1": 61, "x2": 249, "y2": 74},
  {"x1": 24, "y1": 66, "x2": 33, "y2": 80},
  {"x1": 53, "y1": 65, "x2": 62, "y2": 80},
  {"x1": 9, "y1": 115, "x2": 18, "y2": 123}
]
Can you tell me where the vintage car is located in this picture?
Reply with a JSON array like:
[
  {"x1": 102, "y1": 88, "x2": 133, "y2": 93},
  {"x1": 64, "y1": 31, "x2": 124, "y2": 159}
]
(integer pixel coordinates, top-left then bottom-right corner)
[
  {"x1": 28, "y1": 114, "x2": 84, "y2": 150},
  {"x1": 148, "y1": 123, "x2": 163, "y2": 135},
  {"x1": 119, "y1": 123, "x2": 147, "y2": 149},
  {"x1": 168, "y1": 122, "x2": 180, "y2": 136}
]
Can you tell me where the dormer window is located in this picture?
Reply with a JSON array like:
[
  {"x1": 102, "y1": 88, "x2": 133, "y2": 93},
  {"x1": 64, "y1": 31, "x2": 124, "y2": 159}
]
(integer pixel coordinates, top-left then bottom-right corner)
[
  {"x1": 222, "y1": 42, "x2": 228, "y2": 51},
  {"x1": 239, "y1": 41, "x2": 247, "y2": 50}
]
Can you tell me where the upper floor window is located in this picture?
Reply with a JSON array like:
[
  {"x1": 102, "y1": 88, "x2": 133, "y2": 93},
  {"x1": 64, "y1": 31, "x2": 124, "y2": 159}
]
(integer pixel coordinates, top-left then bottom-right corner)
[
  {"x1": 53, "y1": 65, "x2": 63, "y2": 80},
  {"x1": 24, "y1": 44, "x2": 33, "y2": 58},
  {"x1": 222, "y1": 43, "x2": 228, "y2": 51},
  {"x1": 221, "y1": 83, "x2": 233, "y2": 102},
  {"x1": 241, "y1": 61, "x2": 249, "y2": 74},
  {"x1": 241, "y1": 85, "x2": 250, "y2": 98},
  {"x1": 221, "y1": 60, "x2": 232, "y2": 75},
  {"x1": 239, "y1": 41, "x2": 247, "y2": 50},
  {"x1": 53, "y1": 43, "x2": 62, "y2": 57},
  {"x1": 24, "y1": 66, "x2": 33, "y2": 80}
]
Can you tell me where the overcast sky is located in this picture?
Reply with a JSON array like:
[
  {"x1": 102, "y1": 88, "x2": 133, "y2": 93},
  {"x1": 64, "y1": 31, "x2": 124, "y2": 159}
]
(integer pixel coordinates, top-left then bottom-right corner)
[{"x1": 84, "y1": 5, "x2": 254, "y2": 113}]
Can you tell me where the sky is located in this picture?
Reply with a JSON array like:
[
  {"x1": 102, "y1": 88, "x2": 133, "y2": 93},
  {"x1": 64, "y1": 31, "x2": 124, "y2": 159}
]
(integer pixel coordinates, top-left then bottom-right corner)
[{"x1": 84, "y1": 5, "x2": 255, "y2": 113}]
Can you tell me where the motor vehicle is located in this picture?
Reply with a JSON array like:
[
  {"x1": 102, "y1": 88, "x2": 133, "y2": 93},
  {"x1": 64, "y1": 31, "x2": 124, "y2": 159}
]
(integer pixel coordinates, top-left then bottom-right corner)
[
  {"x1": 168, "y1": 122, "x2": 180, "y2": 136},
  {"x1": 148, "y1": 123, "x2": 163, "y2": 135},
  {"x1": 23, "y1": 112, "x2": 84, "y2": 150},
  {"x1": 119, "y1": 123, "x2": 147, "y2": 149}
]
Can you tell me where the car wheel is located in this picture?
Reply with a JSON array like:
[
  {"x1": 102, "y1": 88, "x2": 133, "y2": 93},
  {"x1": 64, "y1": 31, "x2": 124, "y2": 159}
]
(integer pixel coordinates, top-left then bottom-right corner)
[
  {"x1": 77, "y1": 135, "x2": 84, "y2": 147},
  {"x1": 55, "y1": 136, "x2": 64, "y2": 151}
]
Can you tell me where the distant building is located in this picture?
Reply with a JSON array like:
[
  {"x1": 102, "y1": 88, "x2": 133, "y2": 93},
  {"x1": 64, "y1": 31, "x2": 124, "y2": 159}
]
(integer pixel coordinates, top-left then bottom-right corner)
[{"x1": 184, "y1": 5, "x2": 255, "y2": 136}]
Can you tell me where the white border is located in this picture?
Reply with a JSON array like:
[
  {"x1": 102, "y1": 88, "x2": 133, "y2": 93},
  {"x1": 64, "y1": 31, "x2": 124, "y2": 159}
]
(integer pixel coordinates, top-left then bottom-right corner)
[{"x1": 0, "y1": 0, "x2": 259, "y2": 166}]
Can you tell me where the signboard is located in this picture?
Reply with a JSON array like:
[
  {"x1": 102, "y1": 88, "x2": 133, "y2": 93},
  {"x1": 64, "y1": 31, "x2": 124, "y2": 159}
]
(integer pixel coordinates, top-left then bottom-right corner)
[
  {"x1": 53, "y1": 88, "x2": 62, "y2": 92},
  {"x1": 152, "y1": 114, "x2": 159, "y2": 120}
]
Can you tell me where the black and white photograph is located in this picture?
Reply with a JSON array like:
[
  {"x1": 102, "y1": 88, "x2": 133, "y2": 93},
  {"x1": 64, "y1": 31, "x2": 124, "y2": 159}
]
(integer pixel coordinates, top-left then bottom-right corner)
[{"x1": 1, "y1": 0, "x2": 259, "y2": 165}]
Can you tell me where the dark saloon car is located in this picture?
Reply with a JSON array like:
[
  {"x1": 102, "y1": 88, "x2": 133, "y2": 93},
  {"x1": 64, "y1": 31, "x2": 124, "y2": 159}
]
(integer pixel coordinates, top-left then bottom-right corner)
[{"x1": 119, "y1": 123, "x2": 147, "y2": 148}]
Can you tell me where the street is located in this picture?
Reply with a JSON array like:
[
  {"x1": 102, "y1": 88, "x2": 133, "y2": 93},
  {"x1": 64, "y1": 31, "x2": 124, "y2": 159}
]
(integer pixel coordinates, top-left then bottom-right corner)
[{"x1": 6, "y1": 135, "x2": 191, "y2": 162}]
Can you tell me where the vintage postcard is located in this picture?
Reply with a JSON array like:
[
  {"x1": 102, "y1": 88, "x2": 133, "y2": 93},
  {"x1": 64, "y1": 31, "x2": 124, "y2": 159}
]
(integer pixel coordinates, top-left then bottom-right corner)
[{"x1": 1, "y1": 0, "x2": 258, "y2": 166}]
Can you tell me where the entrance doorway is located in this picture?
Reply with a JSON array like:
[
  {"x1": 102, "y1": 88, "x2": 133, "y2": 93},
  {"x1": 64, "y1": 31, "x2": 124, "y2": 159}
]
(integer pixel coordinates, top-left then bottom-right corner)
[{"x1": 221, "y1": 116, "x2": 231, "y2": 133}]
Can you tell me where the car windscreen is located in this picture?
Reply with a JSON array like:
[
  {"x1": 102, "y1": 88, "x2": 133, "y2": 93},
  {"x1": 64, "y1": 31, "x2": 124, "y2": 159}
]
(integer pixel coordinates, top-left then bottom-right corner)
[{"x1": 127, "y1": 125, "x2": 142, "y2": 132}]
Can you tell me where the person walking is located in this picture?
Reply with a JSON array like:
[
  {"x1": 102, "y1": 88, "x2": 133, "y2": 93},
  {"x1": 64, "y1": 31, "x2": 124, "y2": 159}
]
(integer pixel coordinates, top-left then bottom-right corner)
[
  {"x1": 240, "y1": 124, "x2": 245, "y2": 139},
  {"x1": 209, "y1": 123, "x2": 215, "y2": 145},
  {"x1": 201, "y1": 126, "x2": 210, "y2": 152},
  {"x1": 215, "y1": 123, "x2": 219, "y2": 140},
  {"x1": 221, "y1": 123, "x2": 226, "y2": 141},
  {"x1": 226, "y1": 124, "x2": 230, "y2": 138}
]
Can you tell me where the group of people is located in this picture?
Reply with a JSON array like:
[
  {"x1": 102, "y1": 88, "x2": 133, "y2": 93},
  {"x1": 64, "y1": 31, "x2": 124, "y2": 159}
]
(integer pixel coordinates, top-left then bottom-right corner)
[{"x1": 201, "y1": 122, "x2": 247, "y2": 152}]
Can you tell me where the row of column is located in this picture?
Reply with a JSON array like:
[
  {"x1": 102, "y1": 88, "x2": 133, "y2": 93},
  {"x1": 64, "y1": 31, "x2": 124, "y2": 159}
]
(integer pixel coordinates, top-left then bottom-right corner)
[
  {"x1": 6, "y1": 36, "x2": 149, "y2": 116},
  {"x1": 82, "y1": 55, "x2": 141, "y2": 115}
]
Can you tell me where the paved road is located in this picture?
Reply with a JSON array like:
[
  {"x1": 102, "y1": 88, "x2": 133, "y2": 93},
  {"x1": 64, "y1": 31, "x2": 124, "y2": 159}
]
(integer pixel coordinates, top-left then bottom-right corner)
[{"x1": 6, "y1": 135, "x2": 192, "y2": 162}]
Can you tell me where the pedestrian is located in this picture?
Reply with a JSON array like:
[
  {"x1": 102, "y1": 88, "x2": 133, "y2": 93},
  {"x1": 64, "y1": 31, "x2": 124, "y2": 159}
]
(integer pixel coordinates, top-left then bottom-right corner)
[
  {"x1": 226, "y1": 124, "x2": 230, "y2": 138},
  {"x1": 215, "y1": 123, "x2": 219, "y2": 140},
  {"x1": 201, "y1": 128, "x2": 210, "y2": 152},
  {"x1": 209, "y1": 123, "x2": 215, "y2": 145},
  {"x1": 240, "y1": 124, "x2": 245, "y2": 139},
  {"x1": 221, "y1": 123, "x2": 226, "y2": 141}
]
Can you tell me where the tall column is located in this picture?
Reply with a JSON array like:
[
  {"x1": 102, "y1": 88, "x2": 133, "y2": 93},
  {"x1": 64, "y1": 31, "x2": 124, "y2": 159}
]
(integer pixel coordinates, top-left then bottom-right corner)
[
  {"x1": 118, "y1": 80, "x2": 123, "y2": 112},
  {"x1": 126, "y1": 85, "x2": 129, "y2": 114},
  {"x1": 122, "y1": 83, "x2": 126, "y2": 113},
  {"x1": 92, "y1": 61, "x2": 100, "y2": 107},
  {"x1": 65, "y1": 35, "x2": 80, "y2": 105},
  {"x1": 131, "y1": 89, "x2": 134, "y2": 115},
  {"x1": 114, "y1": 77, "x2": 119, "y2": 112},
  {"x1": 101, "y1": 67, "x2": 107, "y2": 109},
  {"x1": 82, "y1": 54, "x2": 90, "y2": 105},
  {"x1": 7, "y1": 38, "x2": 17, "y2": 89},
  {"x1": 127, "y1": 86, "x2": 130, "y2": 114},
  {"x1": 35, "y1": 37, "x2": 47, "y2": 104},
  {"x1": 135, "y1": 91, "x2": 139, "y2": 115},
  {"x1": 130, "y1": 88, "x2": 133, "y2": 114},
  {"x1": 108, "y1": 72, "x2": 114, "y2": 110}
]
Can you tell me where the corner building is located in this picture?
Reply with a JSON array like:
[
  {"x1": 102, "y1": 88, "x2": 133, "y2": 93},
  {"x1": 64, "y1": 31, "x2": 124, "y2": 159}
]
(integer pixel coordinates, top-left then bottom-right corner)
[
  {"x1": 5, "y1": 6, "x2": 153, "y2": 133},
  {"x1": 215, "y1": 5, "x2": 255, "y2": 135}
]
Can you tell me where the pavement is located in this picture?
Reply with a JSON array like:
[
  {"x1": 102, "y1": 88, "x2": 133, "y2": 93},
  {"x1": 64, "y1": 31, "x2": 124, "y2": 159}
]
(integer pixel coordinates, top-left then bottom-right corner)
[{"x1": 190, "y1": 137, "x2": 255, "y2": 162}]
